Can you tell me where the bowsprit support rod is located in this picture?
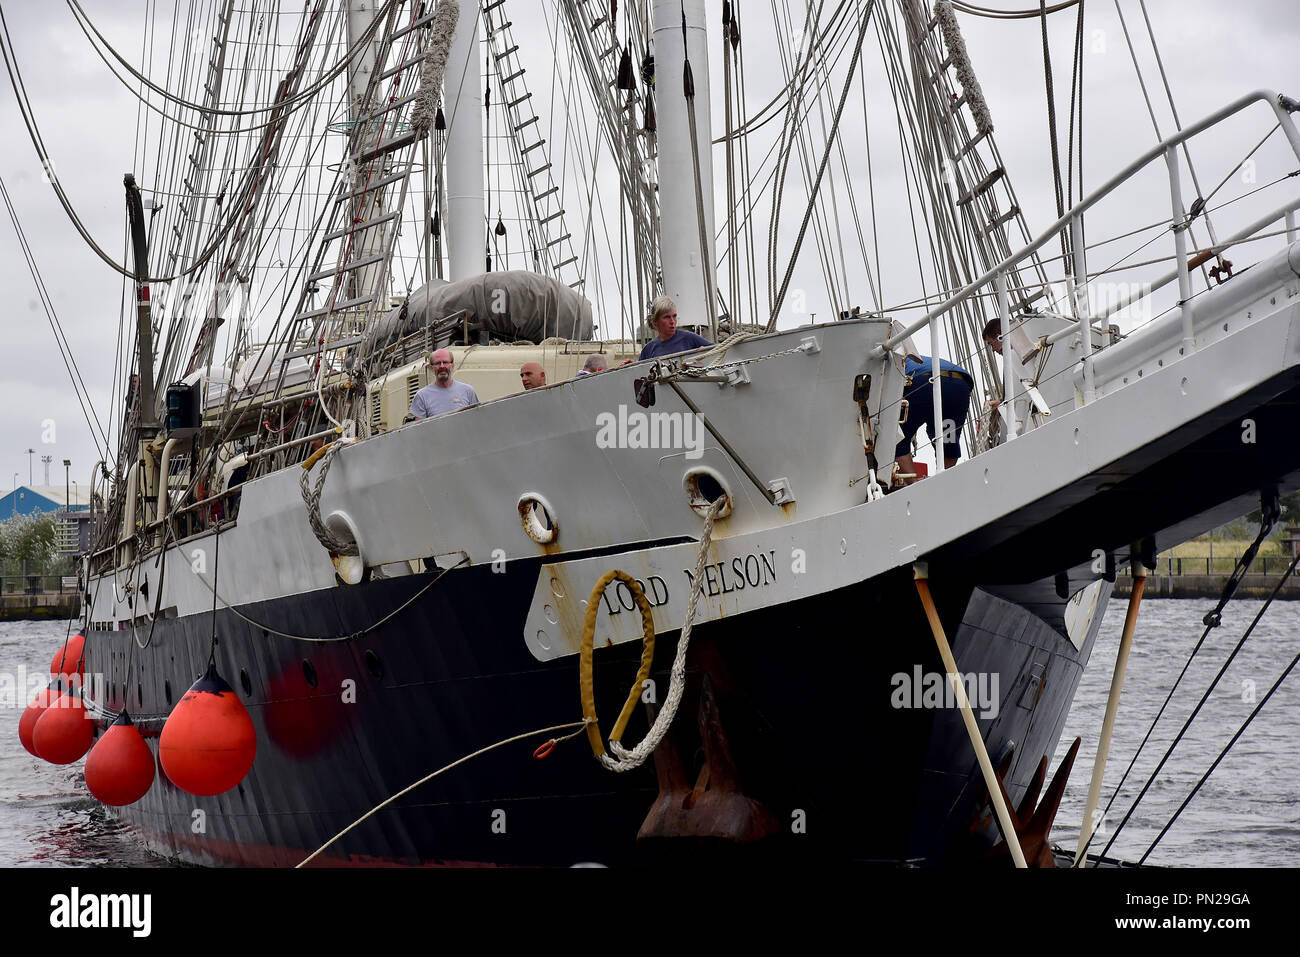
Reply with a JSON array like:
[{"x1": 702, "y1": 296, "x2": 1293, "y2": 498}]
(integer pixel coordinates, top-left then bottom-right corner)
[{"x1": 914, "y1": 561, "x2": 1027, "y2": 868}]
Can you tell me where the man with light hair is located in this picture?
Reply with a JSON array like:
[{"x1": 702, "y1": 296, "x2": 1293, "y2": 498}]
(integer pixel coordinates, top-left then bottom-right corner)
[
  {"x1": 576, "y1": 353, "x2": 608, "y2": 376},
  {"x1": 408, "y1": 348, "x2": 479, "y2": 418},
  {"x1": 637, "y1": 295, "x2": 712, "y2": 361}
]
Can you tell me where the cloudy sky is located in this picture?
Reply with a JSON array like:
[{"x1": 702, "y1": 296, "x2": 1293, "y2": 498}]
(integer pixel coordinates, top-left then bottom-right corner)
[{"x1": 0, "y1": 0, "x2": 1297, "y2": 491}]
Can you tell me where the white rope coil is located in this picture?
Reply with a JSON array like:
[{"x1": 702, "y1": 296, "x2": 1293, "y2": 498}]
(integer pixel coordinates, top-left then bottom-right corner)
[
  {"x1": 299, "y1": 440, "x2": 359, "y2": 555},
  {"x1": 599, "y1": 496, "x2": 725, "y2": 772}
]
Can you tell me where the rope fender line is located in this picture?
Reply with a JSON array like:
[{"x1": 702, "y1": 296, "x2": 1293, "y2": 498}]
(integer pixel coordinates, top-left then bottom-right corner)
[
  {"x1": 580, "y1": 497, "x2": 726, "y2": 773},
  {"x1": 298, "y1": 435, "x2": 358, "y2": 556},
  {"x1": 580, "y1": 570, "x2": 657, "y2": 763}
]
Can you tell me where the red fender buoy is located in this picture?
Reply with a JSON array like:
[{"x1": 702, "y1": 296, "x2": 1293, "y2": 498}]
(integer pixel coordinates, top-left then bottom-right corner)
[
  {"x1": 85, "y1": 712, "x2": 155, "y2": 806},
  {"x1": 159, "y1": 663, "x2": 256, "y2": 796},
  {"x1": 51, "y1": 633, "x2": 86, "y2": 678},
  {"x1": 32, "y1": 693, "x2": 96, "y2": 765},
  {"x1": 19, "y1": 680, "x2": 69, "y2": 757}
]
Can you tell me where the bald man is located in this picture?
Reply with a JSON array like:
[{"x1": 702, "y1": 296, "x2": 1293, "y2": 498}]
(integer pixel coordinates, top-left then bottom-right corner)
[
  {"x1": 409, "y1": 348, "x2": 479, "y2": 418},
  {"x1": 519, "y1": 361, "x2": 546, "y2": 390}
]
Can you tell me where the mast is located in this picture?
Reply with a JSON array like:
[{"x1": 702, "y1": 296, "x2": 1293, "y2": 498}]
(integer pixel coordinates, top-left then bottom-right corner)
[
  {"x1": 444, "y1": 0, "x2": 484, "y2": 281},
  {"x1": 651, "y1": 0, "x2": 717, "y2": 333},
  {"x1": 124, "y1": 173, "x2": 157, "y2": 431}
]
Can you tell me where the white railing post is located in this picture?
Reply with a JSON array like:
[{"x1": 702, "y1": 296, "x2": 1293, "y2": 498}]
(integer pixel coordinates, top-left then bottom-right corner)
[
  {"x1": 996, "y1": 271, "x2": 1016, "y2": 441},
  {"x1": 1165, "y1": 145, "x2": 1196, "y2": 354},
  {"x1": 1070, "y1": 214, "x2": 1095, "y2": 403},
  {"x1": 931, "y1": 320, "x2": 946, "y2": 474}
]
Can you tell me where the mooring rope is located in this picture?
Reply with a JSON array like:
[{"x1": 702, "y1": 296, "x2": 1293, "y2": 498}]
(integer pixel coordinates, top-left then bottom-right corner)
[
  {"x1": 299, "y1": 439, "x2": 359, "y2": 556},
  {"x1": 295, "y1": 719, "x2": 589, "y2": 867},
  {"x1": 580, "y1": 496, "x2": 726, "y2": 772}
]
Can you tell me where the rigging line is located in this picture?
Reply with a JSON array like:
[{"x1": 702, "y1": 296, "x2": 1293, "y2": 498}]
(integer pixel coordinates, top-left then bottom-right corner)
[
  {"x1": 771, "y1": 0, "x2": 845, "y2": 312},
  {"x1": 64, "y1": 3, "x2": 349, "y2": 136},
  {"x1": 764, "y1": 0, "x2": 835, "y2": 306},
  {"x1": 875, "y1": 11, "x2": 934, "y2": 312},
  {"x1": 712, "y1": 0, "x2": 857, "y2": 144},
  {"x1": 1138, "y1": 553, "x2": 1300, "y2": 865},
  {"x1": 65, "y1": 0, "x2": 393, "y2": 117},
  {"x1": 1091, "y1": 513, "x2": 1285, "y2": 866},
  {"x1": 1135, "y1": 0, "x2": 1221, "y2": 250},
  {"x1": 1039, "y1": 0, "x2": 1069, "y2": 271},
  {"x1": 767, "y1": 1, "x2": 875, "y2": 331},
  {"x1": 0, "y1": 8, "x2": 283, "y2": 286},
  {"x1": 1065, "y1": 0, "x2": 1083, "y2": 210},
  {"x1": 0, "y1": 175, "x2": 111, "y2": 458},
  {"x1": 764, "y1": 0, "x2": 836, "y2": 310},
  {"x1": 951, "y1": 0, "x2": 1078, "y2": 19},
  {"x1": 1200, "y1": 123, "x2": 1282, "y2": 213}
]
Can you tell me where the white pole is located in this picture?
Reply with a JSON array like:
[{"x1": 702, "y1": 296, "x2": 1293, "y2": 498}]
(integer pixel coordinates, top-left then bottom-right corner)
[
  {"x1": 652, "y1": 0, "x2": 717, "y2": 332},
  {"x1": 444, "y1": 0, "x2": 484, "y2": 282},
  {"x1": 915, "y1": 566, "x2": 1027, "y2": 868},
  {"x1": 1075, "y1": 564, "x2": 1146, "y2": 865},
  {"x1": 996, "y1": 271, "x2": 1016, "y2": 441}
]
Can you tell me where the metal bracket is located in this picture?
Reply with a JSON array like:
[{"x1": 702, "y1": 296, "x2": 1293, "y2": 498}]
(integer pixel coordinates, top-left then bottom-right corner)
[
  {"x1": 798, "y1": 335, "x2": 821, "y2": 355},
  {"x1": 722, "y1": 364, "x2": 752, "y2": 387},
  {"x1": 766, "y1": 477, "x2": 795, "y2": 505}
]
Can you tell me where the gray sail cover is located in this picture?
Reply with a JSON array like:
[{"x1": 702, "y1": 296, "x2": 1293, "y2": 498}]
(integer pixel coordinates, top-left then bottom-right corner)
[{"x1": 379, "y1": 271, "x2": 594, "y2": 343}]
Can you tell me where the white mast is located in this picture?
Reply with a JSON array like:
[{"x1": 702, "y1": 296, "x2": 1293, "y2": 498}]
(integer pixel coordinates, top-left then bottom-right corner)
[
  {"x1": 652, "y1": 0, "x2": 717, "y2": 331},
  {"x1": 444, "y1": 0, "x2": 484, "y2": 281}
]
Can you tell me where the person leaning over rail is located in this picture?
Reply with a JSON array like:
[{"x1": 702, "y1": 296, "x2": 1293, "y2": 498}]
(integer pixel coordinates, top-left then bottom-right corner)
[
  {"x1": 406, "y1": 348, "x2": 479, "y2": 420},
  {"x1": 893, "y1": 354, "x2": 974, "y2": 485},
  {"x1": 576, "y1": 353, "x2": 608, "y2": 376},
  {"x1": 636, "y1": 295, "x2": 712, "y2": 361}
]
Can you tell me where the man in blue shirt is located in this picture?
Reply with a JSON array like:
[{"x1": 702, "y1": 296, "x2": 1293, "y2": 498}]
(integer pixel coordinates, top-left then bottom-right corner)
[
  {"x1": 895, "y1": 355, "x2": 973, "y2": 483},
  {"x1": 638, "y1": 295, "x2": 712, "y2": 360},
  {"x1": 408, "y1": 348, "x2": 479, "y2": 419}
]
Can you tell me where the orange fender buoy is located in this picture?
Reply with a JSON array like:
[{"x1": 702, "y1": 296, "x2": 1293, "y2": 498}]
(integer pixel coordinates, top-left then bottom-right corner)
[
  {"x1": 51, "y1": 633, "x2": 86, "y2": 678},
  {"x1": 85, "y1": 712, "x2": 155, "y2": 806},
  {"x1": 159, "y1": 663, "x2": 256, "y2": 796},
  {"x1": 32, "y1": 693, "x2": 96, "y2": 764},
  {"x1": 19, "y1": 679, "x2": 70, "y2": 757}
]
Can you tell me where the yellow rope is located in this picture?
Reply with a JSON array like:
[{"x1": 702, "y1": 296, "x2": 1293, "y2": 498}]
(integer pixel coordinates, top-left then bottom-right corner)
[{"x1": 579, "y1": 569, "x2": 656, "y2": 760}]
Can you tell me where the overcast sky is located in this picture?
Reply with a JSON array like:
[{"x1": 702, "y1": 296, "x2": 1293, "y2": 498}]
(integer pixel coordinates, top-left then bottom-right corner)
[{"x1": 0, "y1": 0, "x2": 1297, "y2": 491}]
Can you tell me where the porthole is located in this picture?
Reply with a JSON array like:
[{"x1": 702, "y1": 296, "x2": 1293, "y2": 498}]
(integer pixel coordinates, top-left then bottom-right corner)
[
  {"x1": 239, "y1": 669, "x2": 252, "y2": 697},
  {"x1": 302, "y1": 659, "x2": 318, "y2": 689}
]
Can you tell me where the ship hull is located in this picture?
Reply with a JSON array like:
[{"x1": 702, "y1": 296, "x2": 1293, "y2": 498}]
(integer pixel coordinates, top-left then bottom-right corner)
[{"x1": 90, "y1": 559, "x2": 1106, "y2": 867}]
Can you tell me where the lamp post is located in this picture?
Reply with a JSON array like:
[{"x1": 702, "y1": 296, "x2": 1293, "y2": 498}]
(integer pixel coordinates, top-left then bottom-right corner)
[
  {"x1": 25, "y1": 448, "x2": 34, "y2": 486},
  {"x1": 63, "y1": 459, "x2": 70, "y2": 509}
]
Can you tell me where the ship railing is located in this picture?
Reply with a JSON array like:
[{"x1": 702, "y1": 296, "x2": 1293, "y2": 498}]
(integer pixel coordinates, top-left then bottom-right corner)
[{"x1": 875, "y1": 89, "x2": 1300, "y2": 472}]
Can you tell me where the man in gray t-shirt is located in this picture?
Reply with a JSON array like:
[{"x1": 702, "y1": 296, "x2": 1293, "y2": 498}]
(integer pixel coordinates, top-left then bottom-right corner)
[{"x1": 408, "y1": 348, "x2": 479, "y2": 419}]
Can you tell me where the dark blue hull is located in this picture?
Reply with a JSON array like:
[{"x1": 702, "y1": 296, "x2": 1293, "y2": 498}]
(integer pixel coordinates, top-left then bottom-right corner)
[{"x1": 88, "y1": 558, "x2": 1106, "y2": 867}]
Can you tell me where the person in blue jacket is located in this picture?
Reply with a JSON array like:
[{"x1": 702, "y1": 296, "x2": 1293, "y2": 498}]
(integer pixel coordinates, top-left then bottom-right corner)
[
  {"x1": 638, "y1": 295, "x2": 712, "y2": 360},
  {"x1": 894, "y1": 354, "x2": 974, "y2": 483}
]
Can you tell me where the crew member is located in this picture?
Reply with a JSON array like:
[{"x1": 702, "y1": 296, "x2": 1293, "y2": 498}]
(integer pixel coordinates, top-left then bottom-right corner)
[
  {"x1": 520, "y1": 361, "x2": 546, "y2": 390},
  {"x1": 408, "y1": 348, "x2": 479, "y2": 418},
  {"x1": 637, "y1": 295, "x2": 712, "y2": 361},
  {"x1": 894, "y1": 355, "x2": 974, "y2": 483}
]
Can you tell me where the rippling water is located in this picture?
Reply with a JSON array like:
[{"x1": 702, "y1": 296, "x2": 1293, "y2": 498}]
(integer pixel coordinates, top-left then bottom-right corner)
[
  {"x1": 1052, "y1": 597, "x2": 1300, "y2": 867},
  {"x1": 0, "y1": 620, "x2": 168, "y2": 867},
  {"x1": 4, "y1": 600, "x2": 1298, "y2": 867}
]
